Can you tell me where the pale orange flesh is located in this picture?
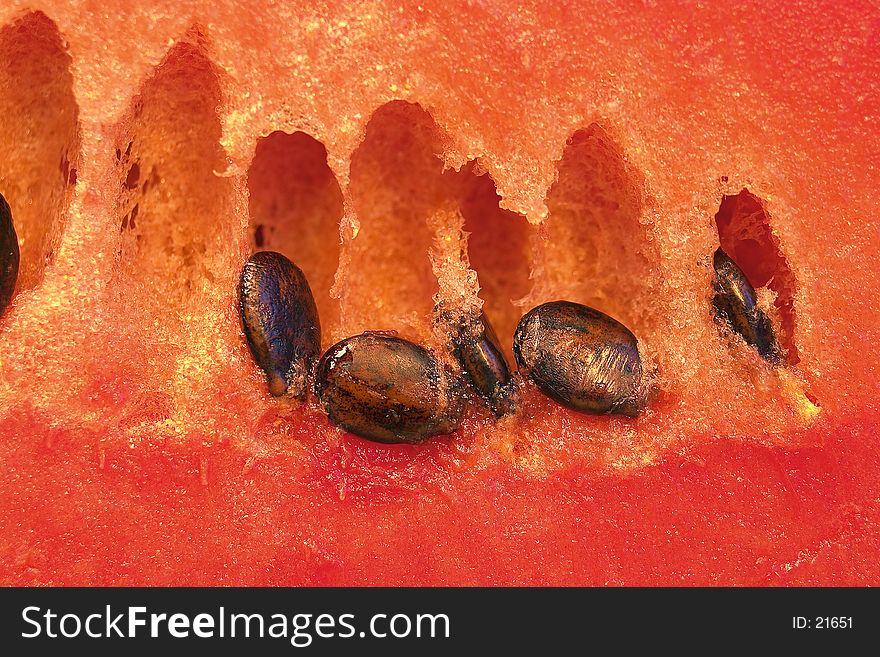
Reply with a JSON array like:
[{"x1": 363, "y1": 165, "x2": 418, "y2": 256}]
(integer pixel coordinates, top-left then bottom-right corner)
[
  {"x1": 0, "y1": 2, "x2": 877, "y2": 588},
  {"x1": 1, "y1": 0, "x2": 876, "y2": 470}
]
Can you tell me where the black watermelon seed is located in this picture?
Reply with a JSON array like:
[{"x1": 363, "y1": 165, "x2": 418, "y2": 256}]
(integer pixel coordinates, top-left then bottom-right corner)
[
  {"x1": 514, "y1": 301, "x2": 645, "y2": 416},
  {"x1": 239, "y1": 251, "x2": 321, "y2": 398},
  {"x1": 314, "y1": 333, "x2": 463, "y2": 444},
  {"x1": 712, "y1": 248, "x2": 783, "y2": 364},
  {"x1": 0, "y1": 192, "x2": 19, "y2": 316},
  {"x1": 452, "y1": 311, "x2": 515, "y2": 416}
]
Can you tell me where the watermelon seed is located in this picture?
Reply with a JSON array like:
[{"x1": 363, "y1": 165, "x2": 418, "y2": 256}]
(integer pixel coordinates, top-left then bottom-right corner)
[
  {"x1": 239, "y1": 251, "x2": 322, "y2": 398},
  {"x1": 314, "y1": 333, "x2": 463, "y2": 444},
  {"x1": 712, "y1": 247, "x2": 783, "y2": 364},
  {"x1": 451, "y1": 310, "x2": 516, "y2": 417},
  {"x1": 513, "y1": 300, "x2": 646, "y2": 417}
]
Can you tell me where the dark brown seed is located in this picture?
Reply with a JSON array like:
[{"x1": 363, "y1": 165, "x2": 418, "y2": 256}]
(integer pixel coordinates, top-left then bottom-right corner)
[
  {"x1": 712, "y1": 248, "x2": 783, "y2": 364},
  {"x1": 513, "y1": 301, "x2": 645, "y2": 416},
  {"x1": 452, "y1": 311, "x2": 515, "y2": 416},
  {"x1": 314, "y1": 333, "x2": 463, "y2": 444},
  {"x1": 239, "y1": 251, "x2": 321, "y2": 398},
  {"x1": 0, "y1": 192, "x2": 19, "y2": 316}
]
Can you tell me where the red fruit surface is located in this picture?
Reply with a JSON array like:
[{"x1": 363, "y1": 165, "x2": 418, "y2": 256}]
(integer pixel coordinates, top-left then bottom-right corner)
[{"x1": 0, "y1": 0, "x2": 878, "y2": 585}]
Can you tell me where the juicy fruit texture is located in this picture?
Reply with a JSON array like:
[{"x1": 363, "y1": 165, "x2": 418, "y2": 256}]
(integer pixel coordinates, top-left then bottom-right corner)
[
  {"x1": 514, "y1": 301, "x2": 645, "y2": 417},
  {"x1": 239, "y1": 251, "x2": 321, "y2": 398},
  {"x1": 315, "y1": 333, "x2": 462, "y2": 444},
  {"x1": 0, "y1": 0, "x2": 878, "y2": 585},
  {"x1": 0, "y1": 193, "x2": 18, "y2": 314}
]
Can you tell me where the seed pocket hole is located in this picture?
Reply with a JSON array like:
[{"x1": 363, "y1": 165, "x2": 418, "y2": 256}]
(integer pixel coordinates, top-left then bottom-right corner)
[
  {"x1": 714, "y1": 189, "x2": 799, "y2": 364},
  {"x1": 113, "y1": 40, "x2": 236, "y2": 315},
  {"x1": 345, "y1": 101, "x2": 448, "y2": 337},
  {"x1": 0, "y1": 11, "x2": 81, "y2": 292},
  {"x1": 247, "y1": 131, "x2": 344, "y2": 340},
  {"x1": 253, "y1": 224, "x2": 266, "y2": 248},
  {"x1": 456, "y1": 164, "x2": 531, "y2": 356},
  {"x1": 539, "y1": 124, "x2": 661, "y2": 339},
  {"x1": 125, "y1": 163, "x2": 141, "y2": 190}
]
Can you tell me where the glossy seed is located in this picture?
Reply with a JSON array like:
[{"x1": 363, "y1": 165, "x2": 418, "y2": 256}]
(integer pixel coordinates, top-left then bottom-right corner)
[
  {"x1": 452, "y1": 311, "x2": 515, "y2": 416},
  {"x1": 712, "y1": 248, "x2": 783, "y2": 364},
  {"x1": 239, "y1": 251, "x2": 321, "y2": 398},
  {"x1": 513, "y1": 301, "x2": 645, "y2": 416},
  {"x1": 0, "y1": 192, "x2": 19, "y2": 316},
  {"x1": 314, "y1": 333, "x2": 463, "y2": 444}
]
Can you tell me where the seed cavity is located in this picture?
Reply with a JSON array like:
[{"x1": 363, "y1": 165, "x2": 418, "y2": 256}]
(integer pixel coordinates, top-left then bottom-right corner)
[
  {"x1": 514, "y1": 301, "x2": 646, "y2": 417},
  {"x1": 345, "y1": 101, "x2": 445, "y2": 336},
  {"x1": 714, "y1": 189, "x2": 798, "y2": 363},
  {"x1": 0, "y1": 192, "x2": 19, "y2": 315},
  {"x1": 314, "y1": 332, "x2": 463, "y2": 444},
  {"x1": 712, "y1": 247, "x2": 783, "y2": 364},
  {"x1": 239, "y1": 251, "x2": 321, "y2": 398},
  {"x1": 0, "y1": 11, "x2": 80, "y2": 293},
  {"x1": 452, "y1": 311, "x2": 516, "y2": 416},
  {"x1": 247, "y1": 131, "x2": 344, "y2": 336},
  {"x1": 537, "y1": 125, "x2": 661, "y2": 339},
  {"x1": 114, "y1": 39, "x2": 235, "y2": 315},
  {"x1": 457, "y1": 167, "x2": 531, "y2": 350}
]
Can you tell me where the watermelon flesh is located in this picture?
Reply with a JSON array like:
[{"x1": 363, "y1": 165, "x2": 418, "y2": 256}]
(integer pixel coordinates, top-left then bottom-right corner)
[{"x1": 0, "y1": 0, "x2": 878, "y2": 584}]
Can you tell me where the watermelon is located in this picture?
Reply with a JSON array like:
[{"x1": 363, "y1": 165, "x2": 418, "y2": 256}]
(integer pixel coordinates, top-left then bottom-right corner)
[{"x1": 0, "y1": 0, "x2": 878, "y2": 585}]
